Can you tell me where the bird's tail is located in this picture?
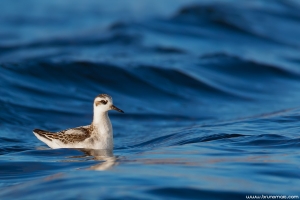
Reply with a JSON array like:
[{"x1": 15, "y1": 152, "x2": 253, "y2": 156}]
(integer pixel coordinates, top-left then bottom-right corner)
[{"x1": 33, "y1": 129, "x2": 53, "y2": 141}]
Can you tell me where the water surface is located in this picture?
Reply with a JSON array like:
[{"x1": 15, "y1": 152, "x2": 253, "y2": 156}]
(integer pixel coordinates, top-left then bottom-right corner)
[{"x1": 0, "y1": 0, "x2": 300, "y2": 199}]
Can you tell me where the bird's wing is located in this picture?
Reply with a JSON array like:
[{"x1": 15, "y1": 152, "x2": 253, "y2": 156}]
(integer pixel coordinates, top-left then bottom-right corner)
[{"x1": 33, "y1": 126, "x2": 91, "y2": 144}]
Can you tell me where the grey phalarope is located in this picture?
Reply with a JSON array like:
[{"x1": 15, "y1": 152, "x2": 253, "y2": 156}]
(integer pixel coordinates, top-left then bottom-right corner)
[{"x1": 33, "y1": 94, "x2": 124, "y2": 149}]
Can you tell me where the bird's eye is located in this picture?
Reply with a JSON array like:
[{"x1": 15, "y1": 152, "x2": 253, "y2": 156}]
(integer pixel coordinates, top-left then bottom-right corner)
[{"x1": 101, "y1": 100, "x2": 107, "y2": 105}]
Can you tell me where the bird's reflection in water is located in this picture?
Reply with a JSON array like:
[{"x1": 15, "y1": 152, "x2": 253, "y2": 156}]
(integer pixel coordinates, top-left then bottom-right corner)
[{"x1": 77, "y1": 149, "x2": 118, "y2": 171}]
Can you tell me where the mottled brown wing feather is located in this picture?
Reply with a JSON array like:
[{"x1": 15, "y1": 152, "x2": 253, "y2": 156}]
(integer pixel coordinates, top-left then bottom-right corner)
[
  {"x1": 34, "y1": 126, "x2": 92, "y2": 144},
  {"x1": 34, "y1": 129, "x2": 54, "y2": 141}
]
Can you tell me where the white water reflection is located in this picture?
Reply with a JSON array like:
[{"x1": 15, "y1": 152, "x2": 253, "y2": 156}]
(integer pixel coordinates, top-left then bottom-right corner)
[{"x1": 79, "y1": 149, "x2": 118, "y2": 171}]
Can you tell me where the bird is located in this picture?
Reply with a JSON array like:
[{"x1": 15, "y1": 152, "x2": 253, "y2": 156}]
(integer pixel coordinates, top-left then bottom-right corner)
[{"x1": 33, "y1": 94, "x2": 124, "y2": 150}]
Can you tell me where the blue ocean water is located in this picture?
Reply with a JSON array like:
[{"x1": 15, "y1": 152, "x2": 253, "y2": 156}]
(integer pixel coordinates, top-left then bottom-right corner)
[{"x1": 0, "y1": 0, "x2": 300, "y2": 199}]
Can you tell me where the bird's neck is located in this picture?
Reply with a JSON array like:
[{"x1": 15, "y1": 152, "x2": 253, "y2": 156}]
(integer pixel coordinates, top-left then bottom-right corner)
[{"x1": 92, "y1": 111, "x2": 113, "y2": 136}]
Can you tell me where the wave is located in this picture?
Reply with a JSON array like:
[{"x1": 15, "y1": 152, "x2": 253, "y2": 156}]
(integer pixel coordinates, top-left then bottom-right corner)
[
  {"x1": 1, "y1": 54, "x2": 300, "y2": 126},
  {"x1": 171, "y1": 2, "x2": 300, "y2": 47},
  {"x1": 124, "y1": 132, "x2": 245, "y2": 150},
  {"x1": 0, "y1": 32, "x2": 141, "y2": 54}
]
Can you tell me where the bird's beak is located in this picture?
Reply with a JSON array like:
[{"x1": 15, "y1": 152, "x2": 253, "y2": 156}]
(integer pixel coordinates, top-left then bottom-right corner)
[{"x1": 111, "y1": 105, "x2": 124, "y2": 113}]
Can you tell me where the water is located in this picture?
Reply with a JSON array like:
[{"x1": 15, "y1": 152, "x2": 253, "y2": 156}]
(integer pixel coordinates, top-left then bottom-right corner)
[{"x1": 1, "y1": 0, "x2": 300, "y2": 199}]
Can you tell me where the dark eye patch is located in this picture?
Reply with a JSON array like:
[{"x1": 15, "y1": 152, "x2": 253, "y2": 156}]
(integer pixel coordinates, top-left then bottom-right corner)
[
  {"x1": 95, "y1": 100, "x2": 108, "y2": 106},
  {"x1": 100, "y1": 100, "x2": 107, "y2": 105}
]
